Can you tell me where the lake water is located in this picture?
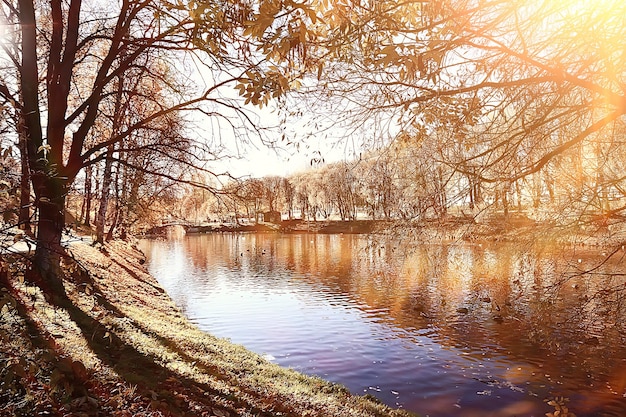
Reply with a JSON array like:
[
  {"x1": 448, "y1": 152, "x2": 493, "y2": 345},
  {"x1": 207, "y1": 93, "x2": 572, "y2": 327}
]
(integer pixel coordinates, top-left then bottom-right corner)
[{"x1": 140, "y1": 232, "x2": 626, "y2": 417}]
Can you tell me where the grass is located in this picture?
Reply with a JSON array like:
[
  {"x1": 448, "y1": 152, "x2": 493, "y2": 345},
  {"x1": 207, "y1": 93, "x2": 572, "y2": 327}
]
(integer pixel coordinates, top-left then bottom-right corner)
[{"x1": 0, "y1": 240, "x2": 417, "y2": 417}]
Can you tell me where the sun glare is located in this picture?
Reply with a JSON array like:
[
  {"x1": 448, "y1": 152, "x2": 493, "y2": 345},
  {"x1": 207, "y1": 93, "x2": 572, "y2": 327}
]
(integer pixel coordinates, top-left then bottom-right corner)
[
  {"x1": 0, "y1": 22, "x2": 11, "y2": 55},
  {"x1": 557, "y1": 0, "x2": 626, "y2": 20},
  {"x1": 558, "y1": 0, "x2": 624, "y2": 10}
]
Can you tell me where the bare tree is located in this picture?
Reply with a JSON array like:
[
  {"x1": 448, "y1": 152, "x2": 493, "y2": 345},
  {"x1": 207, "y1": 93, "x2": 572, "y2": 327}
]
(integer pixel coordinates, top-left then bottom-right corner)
[
  {"x1": 0, "y1": 0, "x2": 301, "y2": 296},
  {"x1": 262, "y1": 176, "x2": 282, "y2": 213},
  {"x1": 257, "y1": 0, "x2": 626, "y2": 227},
  {"x1": 281, "y1": 177, "x2": 295, "y2": 220}
]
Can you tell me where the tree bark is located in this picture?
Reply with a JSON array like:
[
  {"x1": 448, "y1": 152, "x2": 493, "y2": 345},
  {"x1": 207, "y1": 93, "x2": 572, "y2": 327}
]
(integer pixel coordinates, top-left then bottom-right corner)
[
  {"x1": 19, "y1": 0, "x2": 68, "y2": 297},
  {"x1": 105, "y1": 164, "x2": 122, "y2": 241},
  {"x1": 106, "y1": 210, "x2": 118, "y2": 241},
  {"x1": 83, "y1": 164, "x2": 93, "y2": 226},
  {"x1": 95, "y1": 146, "x2": 114, "y2": 243},
  {"x1": 30, "y1": 173, "x2": 68, "y2": 298},
  {"x1": 18, "y1": 125, "x2": 31, "y2": 234}
]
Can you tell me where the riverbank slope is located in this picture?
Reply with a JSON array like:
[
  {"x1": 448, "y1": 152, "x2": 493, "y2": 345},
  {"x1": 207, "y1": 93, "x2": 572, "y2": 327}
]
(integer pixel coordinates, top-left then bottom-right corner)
[{"x1": 0, "y1": 240, "x2": 414, "y2": 417}]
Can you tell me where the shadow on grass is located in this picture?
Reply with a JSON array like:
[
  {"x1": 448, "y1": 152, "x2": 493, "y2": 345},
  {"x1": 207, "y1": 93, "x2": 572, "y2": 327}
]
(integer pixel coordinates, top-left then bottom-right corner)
[
  {"x1": 56, "y1": 277, "x2": 294, "y2": 417},
  {"x1": 5, "y1": 243, "x2": 413, "y2": 417},
  {"x1": 2, "y1": 254, "x2": 286, "y2": 416}
]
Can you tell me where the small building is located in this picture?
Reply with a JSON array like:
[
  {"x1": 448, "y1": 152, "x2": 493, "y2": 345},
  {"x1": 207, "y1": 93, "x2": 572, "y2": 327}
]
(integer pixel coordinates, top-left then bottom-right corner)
[{"x1": 261, "y1": 210, "x2": 282, "y2": 224}]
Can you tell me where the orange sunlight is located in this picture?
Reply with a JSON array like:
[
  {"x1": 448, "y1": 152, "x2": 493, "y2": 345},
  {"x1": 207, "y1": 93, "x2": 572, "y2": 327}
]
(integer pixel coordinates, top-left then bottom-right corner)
[{"x1": 556, "y1": 0, "x2": 625, "y2": 14}]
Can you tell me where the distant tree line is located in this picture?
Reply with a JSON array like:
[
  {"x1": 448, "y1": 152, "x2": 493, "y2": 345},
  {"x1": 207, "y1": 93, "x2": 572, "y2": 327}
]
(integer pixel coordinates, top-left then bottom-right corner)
[{"x1": 172, "y1": 115, "x2": 626, "y2": 227}]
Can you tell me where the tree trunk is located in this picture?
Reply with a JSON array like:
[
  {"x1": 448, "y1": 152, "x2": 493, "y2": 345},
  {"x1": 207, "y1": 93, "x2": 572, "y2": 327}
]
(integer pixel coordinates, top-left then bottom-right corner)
[
  {"x1": 95, "y1": 146, "x2": 114, "y2": 243},
  {"x1": 83, "y1": 164, "x2": 93, "y2": 226},
  {"x1": 19, "y1": 0, "x2": 69, "y2": 299},
  {"x1": 532, "y1": 175, "x2": 541, "y2": 209},
  {"x1": 106, "y1": 210, "x2": 118, "y2": 241},
  {"x1": 18, "y1": 129, "x2": 31, "y2": 234},
  {"x1": 116, "y1": 165, "x2": 129, "y2": 240},
  {"x1": 515, "y1": 180, "x2": 523, "y2": 212},
  {"x1": 120, "y1": 170, "x2": 140, "y2": 240},
  {"x1": 502, "y1": 184, "x2": 509, "y2": 218},
  {"x1": 30, "y1": 174, "x2": 68, "y2": 298},
  {"x1": 105, "y1": 159, "x2": 123, "y2": 241}
]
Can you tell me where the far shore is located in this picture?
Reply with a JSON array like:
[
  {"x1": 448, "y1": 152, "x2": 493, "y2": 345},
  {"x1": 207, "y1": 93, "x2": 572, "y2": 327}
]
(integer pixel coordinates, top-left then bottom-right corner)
[{"x1": 141, "y1": 214, "x2": 626, "y2": 249}]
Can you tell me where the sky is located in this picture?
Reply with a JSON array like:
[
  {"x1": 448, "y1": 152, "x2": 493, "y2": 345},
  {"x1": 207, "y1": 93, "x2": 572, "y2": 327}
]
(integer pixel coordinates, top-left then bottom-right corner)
[
  {"x1": 190, "y1": 89, "x2": 358, "y2": 179},
  {"x1": 217, "y1": 146, "x2": 314, "y2": 178},
  {"x1": 214, "y1": 133, "x2": 353, "y2": 178}
]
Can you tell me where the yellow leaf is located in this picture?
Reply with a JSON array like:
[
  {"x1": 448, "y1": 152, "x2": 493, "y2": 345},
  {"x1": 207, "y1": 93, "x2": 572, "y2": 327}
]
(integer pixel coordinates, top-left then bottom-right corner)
[
  {"x1": 289, "y1": 79, "x2": 302, "y2": 89},
  {"x1": 38, "y1": 144, "x2": 51, "y2": 155}
]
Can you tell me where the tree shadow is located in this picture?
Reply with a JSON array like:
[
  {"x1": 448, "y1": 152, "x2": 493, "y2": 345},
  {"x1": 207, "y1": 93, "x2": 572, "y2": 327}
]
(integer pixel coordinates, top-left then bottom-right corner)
[
  {"x1": 75, "y1": 288, "x2": 289, "y2": 415},
  {"x1": 79, "y1": 261, "x2": 312, "y2": 416},
  {"x1": 2, "y1": 259, "x2": 277, "y2": 416},
  {"x1": 23, "y1": 246, "x2": 309, "y2": 417}
]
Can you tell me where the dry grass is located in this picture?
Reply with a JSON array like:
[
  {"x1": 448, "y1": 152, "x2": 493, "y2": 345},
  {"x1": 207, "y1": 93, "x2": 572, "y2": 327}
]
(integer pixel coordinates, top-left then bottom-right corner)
[{"x1": 0, "y1": 240, "x2": 416, "y2": 417}]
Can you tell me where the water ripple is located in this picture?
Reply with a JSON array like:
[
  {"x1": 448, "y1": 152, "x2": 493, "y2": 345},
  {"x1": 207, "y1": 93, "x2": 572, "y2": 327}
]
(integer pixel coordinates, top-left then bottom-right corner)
[{"x1": 141, "y1": 234, "x2": 626, "y2": 417}]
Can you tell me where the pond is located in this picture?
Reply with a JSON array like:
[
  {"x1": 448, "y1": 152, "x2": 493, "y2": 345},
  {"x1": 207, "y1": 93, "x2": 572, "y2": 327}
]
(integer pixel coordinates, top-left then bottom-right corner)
[{"x1": 140, "y1": 232, "x2": 626, "y2": 417}]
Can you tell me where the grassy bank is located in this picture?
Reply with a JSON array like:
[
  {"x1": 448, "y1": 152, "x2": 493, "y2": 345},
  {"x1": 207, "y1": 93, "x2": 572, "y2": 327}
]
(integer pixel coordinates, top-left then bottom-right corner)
[{"x1": 0, "y1": 240, "x2": 416, "y2": 417}]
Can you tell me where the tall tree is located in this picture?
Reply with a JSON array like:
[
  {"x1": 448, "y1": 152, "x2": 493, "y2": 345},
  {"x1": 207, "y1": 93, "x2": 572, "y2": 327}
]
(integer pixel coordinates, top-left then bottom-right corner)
[
  {"x1": 262, "y1": 0, "x2": 626, "y2": 222},
  {"x1": 0, "y1": 0, "x2": 305, "y2": 296}
]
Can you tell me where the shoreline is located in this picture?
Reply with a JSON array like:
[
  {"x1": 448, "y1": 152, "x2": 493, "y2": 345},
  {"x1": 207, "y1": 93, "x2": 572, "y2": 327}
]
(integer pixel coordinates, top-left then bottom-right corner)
[
  {"x1": 143, "y1": 216, "x2": 626, "y2": 250},
  {"x1": 0, "y1": 240, "x2": 415, "y2": 417}
]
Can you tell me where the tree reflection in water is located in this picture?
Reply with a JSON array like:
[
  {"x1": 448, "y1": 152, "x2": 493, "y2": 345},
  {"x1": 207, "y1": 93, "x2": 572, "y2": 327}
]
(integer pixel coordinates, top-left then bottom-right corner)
[{"x1": 141, "y1": 233, "x2": 626, "y2": 417}]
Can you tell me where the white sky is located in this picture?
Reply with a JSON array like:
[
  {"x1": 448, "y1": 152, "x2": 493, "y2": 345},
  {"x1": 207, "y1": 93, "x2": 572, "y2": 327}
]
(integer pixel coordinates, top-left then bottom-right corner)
[
  {"x1": 214, "y1": 130, "x2": 352, "y2": 178},
  {"x1": 189, "y1": 89, "x2": 357, "y2": 179},
  {"x1": 217, "y1": 146, "x2": 313, "y2": 178}
]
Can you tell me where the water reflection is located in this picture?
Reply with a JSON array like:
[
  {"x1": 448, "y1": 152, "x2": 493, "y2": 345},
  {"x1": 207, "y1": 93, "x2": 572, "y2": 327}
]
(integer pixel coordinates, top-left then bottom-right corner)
[{"x1": 141, "y1": 233, "x2": 626, "y2": 417}]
